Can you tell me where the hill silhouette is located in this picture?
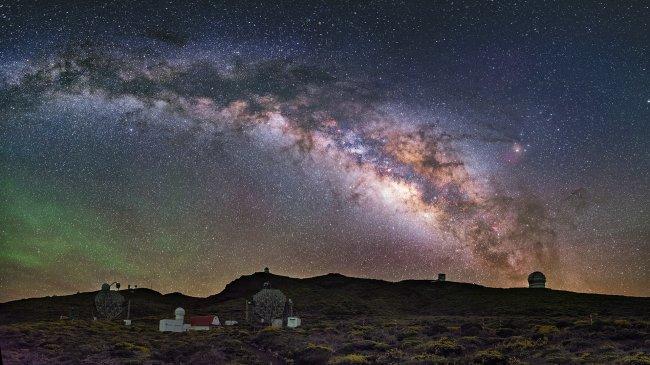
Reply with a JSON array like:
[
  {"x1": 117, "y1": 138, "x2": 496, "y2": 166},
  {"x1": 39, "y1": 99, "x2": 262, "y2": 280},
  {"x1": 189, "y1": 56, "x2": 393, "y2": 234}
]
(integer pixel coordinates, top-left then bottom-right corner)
[{"x1": 1, "y1": 272, "x2": 647, "y2": 325}]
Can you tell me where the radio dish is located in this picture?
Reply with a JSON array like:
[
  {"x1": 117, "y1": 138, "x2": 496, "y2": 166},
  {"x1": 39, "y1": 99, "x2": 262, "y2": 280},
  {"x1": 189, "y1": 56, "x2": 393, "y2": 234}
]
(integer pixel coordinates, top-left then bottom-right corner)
[{"x1": 94, "y1": 282, "x2": 124, "y2": 320}]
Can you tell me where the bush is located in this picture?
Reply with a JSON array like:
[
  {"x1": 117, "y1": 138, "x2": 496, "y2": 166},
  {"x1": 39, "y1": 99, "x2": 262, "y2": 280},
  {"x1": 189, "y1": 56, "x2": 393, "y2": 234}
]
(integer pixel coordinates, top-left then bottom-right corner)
[
  {"x1": 620, "y1": 353, "x2": 650, "y2": 365},
  {"x1": 329, "y1": 353, "x2": 370, "y2": 364},
  {"x1": 571, "y1": 320, "x2": 591, "y2": 330},
  {"x1": 187, "y1": 348, "x2": 227, "y2": 364},
  {"x1": 377, "y1": 348, "x2": 406, "y2": 363},
  {"x1": 397, "y1": 328, "x2": 420, "y2": 340},
  {"x1": 418, "y1": 337, "x2": 463, "y2": 356},
  {"x1": 473, "y1": 349, "x2": 506, "y2": 364},
  {"x1": 399, "y1": 338, "x2": 423, "y2": 349},
  {"x1": 338, "y1": 340, "x2": 390, "y2": 353},
  {"x1": 495, "y1": 328, "x2": 515, "y2": 338},
  {"x1": 460, "y1": 323, "x2": 483, "y2": 336},
  {"x1": 609, "y1": 328, "x2": 642, "y2": 341},
  {"x1": 555, "y1": 319, "x2": 572, "y2": 329},
  {"x1": 503, "y1": 337, "x2": 538, "y2": 351},
  {"x1": 111, "y1": 341, "x2": 150, "y2": 358},
  {"x1": 424, "y1": 323, "x2": 449, "y2": 336},
  {"x1": 295, "y1": 344, "x2": 333, "y2": 365},
  {"x1": 260, "y1": 326, "x2": 281, "y2": 333},
  {"x1": 406, "y1": 353, "x2": 447, "y2": 364},
  {"x1": 613, "y1": 319, "x2": 631, "y2": 328},
  {"x1": 535, "y1": 325, "x2": 559, "y2": 336}
]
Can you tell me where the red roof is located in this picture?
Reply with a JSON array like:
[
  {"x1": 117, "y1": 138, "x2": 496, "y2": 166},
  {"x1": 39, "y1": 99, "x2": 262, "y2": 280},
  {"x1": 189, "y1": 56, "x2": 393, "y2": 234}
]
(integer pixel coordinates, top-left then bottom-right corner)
[{"x1": 189, "y1": 315, "x2": 215, "y2": 326}]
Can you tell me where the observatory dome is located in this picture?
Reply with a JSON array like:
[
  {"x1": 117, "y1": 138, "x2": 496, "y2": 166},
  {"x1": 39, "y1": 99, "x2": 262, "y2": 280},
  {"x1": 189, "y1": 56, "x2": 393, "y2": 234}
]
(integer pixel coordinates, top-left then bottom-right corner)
[
  {"x1": 528, "y1": 271, "x2": 546, "y2": 288},
  {"x1": 174, "y1": 307, "x2": 185, "y2": 319}
]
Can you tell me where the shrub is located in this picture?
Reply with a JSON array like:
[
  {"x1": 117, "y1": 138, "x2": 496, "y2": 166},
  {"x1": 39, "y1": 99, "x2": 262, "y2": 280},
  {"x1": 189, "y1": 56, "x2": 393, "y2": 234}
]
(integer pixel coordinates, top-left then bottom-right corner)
[
  {"x1": 591, "y1": 319, "x2": 607, "y2": 330},
  {"x1": 399, "y1": 338, "x2": 423, "y2": 349},
  {"x1": 219, "y1": 338, "x2": 244, "y2": 354},
  {"x1": 377, "y1": 348, "x2": 406, "y2": 363},
  {"x1": 562, "y1": 338, "x2": 592, "y2": 351},
  {"x1": 295, "y1": 344, "x2": 333, "y2": 365},
  {"x1": 406, "y1": 353, "x2": 447, "y2": 364},
  {"x1": 187, "y1": 348, "x2": 227, "y2": 364},
  {"x1": 620, "y1": 353, "x2": 650, "y2": 365},
  {"x1": 571, "y1": 320, "x2": 591, "y2": 330},
  {"x1": 252, "y1": 327, "x2": 295, "y2": 351},
  {"x1": 613, "y1": 319, "x2": 631, "y2": 328},
  {"x1": 473, "y1": 349, "x2": 506, "y2": 364},
  {"x1": 338, "y1": 340, "x2": 390, "y2": 353},
  {"x1": 43, "y1": 343, "x2": 62, "y2": 351},
  {"x1": 397, "y1": 328, "x2": 421, "y2": 340},
  {"x1": 260, "y1": 326, "x2": 281, "y2": 333},
  {"x1": 329, "y1": 353, "x2": 370, "y2": 364},
  {"x1": 503, "y1": 337, "x2": 538, "y2": 351},
  {"x1": 555, "y1": 319, "x2": 573, "y2": 329},
  {"x1": 424, "y1": 323, "x2": 449, "y2": 336},
  {"x1": 609, "y1": 328, "x2": 642, "y2": 341},
  {"x1": 418, "y1": 337, "x2": 463, "y2": 356},
  {"x1": 535, "y1": 325, "x2": 559, "y2": 336},
  {"x1": 495, "y1": 328, "x2": 515, "y2": 338},
  {"x1": 460, "y1": 323, "x2": 483, "y2": 336}
]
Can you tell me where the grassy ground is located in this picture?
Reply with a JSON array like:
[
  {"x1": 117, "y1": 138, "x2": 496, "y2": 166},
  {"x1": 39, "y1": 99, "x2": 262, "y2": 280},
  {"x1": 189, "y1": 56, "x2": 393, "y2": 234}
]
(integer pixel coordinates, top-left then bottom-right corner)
[{"x1": 1, "y1": 315, "x2": 648, "y2": 364}]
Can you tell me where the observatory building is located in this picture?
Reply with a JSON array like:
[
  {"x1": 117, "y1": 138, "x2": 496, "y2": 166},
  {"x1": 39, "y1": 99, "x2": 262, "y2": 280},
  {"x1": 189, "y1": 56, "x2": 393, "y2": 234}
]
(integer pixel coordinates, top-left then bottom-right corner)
[
  {"x1": 528, "y1": 271, "x2": 546, "y2": 288},
  {"x1": 159, "y1": 307, "x2": 190, "y2": 332},
  {"x1": 189, "y1": 315, "x2": 220, "y2": 330},
  {"x1": 159, "y1": 308, "x2": 221, "y2": 332}
]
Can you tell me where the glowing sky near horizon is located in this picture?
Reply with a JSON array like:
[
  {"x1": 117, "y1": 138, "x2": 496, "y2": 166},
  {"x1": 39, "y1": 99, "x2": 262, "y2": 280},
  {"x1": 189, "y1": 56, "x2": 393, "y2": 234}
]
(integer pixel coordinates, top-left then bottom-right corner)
[{"x1": 0, "y1": 1, "x2": 648, "y2": 301}]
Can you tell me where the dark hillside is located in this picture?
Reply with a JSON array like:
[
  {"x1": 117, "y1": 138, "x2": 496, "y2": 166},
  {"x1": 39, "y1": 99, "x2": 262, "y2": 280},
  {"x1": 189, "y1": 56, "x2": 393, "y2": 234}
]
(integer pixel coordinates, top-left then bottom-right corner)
[
  {"x1": 1, "y1": 272, "x2": 648, "y2": 325},
  {"x1": 0, "y1": 288, "x2": 200, "y2": 325},
  {"x1": 204, "y1": 272, "x2": 649, "y2": 319}
]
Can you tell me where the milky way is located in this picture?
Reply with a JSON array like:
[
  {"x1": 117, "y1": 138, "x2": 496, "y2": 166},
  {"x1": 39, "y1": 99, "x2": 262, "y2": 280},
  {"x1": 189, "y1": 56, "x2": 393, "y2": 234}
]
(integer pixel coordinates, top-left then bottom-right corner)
[{"x1": 1, "y1": 2, "x2": 647, "y2": 300}]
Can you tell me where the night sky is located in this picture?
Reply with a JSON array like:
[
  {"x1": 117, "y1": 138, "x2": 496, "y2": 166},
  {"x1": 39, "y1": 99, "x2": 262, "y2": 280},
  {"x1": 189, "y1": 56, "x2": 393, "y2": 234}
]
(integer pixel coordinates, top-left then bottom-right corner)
[{"x1": 1, "y1": 1, "x2": 648, "y2": 302}]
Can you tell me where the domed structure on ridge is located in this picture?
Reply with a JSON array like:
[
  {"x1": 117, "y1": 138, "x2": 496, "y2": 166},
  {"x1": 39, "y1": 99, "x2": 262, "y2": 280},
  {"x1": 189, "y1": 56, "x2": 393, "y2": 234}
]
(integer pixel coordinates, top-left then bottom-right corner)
[{"x1": 528, "y1": 271, "x2": 546, "y2": 288}]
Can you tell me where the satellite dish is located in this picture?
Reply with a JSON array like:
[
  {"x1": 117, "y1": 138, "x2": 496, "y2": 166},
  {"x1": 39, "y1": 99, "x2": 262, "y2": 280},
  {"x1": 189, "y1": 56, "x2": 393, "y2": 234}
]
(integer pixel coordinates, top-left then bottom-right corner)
[
  {"x1": 252, "y1": 282, "x2": 286, "y2": 323},
  {"x1": 95, "y1": 283, "x2": 124, "y2": 320}
]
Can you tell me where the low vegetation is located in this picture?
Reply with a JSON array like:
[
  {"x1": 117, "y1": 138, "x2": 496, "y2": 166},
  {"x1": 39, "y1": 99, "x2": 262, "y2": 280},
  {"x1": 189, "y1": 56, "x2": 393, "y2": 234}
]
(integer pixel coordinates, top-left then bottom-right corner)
[{"x1": 1, "y1": 315, "x2": 648, "y2": 364}]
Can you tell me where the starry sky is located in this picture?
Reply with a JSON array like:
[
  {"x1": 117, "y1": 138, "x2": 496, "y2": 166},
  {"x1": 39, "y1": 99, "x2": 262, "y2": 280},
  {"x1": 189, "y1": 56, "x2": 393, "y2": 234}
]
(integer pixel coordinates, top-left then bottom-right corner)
[{"x1": 0, "y1": 1, "x2": 648, "y2": 302}]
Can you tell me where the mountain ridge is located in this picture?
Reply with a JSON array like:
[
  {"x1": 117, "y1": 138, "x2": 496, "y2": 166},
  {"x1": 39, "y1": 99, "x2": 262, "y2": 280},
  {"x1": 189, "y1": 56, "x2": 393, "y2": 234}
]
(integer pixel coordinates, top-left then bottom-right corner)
[{"x1": 1, "y1": 272, "x2": 648, "y2": 325}]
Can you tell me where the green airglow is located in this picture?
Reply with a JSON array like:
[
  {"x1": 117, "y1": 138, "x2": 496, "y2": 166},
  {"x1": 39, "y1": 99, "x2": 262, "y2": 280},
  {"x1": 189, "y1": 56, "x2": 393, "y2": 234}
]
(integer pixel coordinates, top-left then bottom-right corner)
[{"x1": 0, "y1": 175, "x2": 137, "y2": 274}]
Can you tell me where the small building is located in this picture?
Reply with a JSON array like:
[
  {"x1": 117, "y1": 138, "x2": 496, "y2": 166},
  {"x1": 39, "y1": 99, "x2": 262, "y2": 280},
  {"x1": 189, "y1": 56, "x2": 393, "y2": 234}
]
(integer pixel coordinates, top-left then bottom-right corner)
[
  {"x1": 287, "y1": 317, "x2": 301, "y2": 328},
  {"x1": 159, "y1": 307, "x2": 190, "y2": 332},
  {"x1": 528, "y1": 271, "x2": 546, "y2": 288},
  {"x1": 437, "y1": 273, "x2": 446, "y2": 282},
  {"x1": 264, "y1": 267, "x2": 270, "y2": 273},
  {"x1": 189, "y1": 315, "x2": 220, "y2": 330}
]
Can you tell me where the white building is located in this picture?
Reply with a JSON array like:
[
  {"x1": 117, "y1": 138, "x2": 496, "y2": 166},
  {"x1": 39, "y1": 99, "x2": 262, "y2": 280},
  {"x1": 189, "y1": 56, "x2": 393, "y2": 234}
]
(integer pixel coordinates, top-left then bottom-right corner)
[
  {"x1": 159, "y1": 307, "x2": 191, "y2": 332},
  {"x1": 287, "y1": 317, "x2": 301, "y2": 328}
]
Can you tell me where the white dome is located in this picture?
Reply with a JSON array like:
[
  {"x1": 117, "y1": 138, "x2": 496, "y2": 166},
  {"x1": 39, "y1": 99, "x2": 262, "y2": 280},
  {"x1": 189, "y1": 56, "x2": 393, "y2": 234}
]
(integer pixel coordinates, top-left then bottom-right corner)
[{"x1": 174, "y1": 307, "x2": 185, "y2": 316}]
